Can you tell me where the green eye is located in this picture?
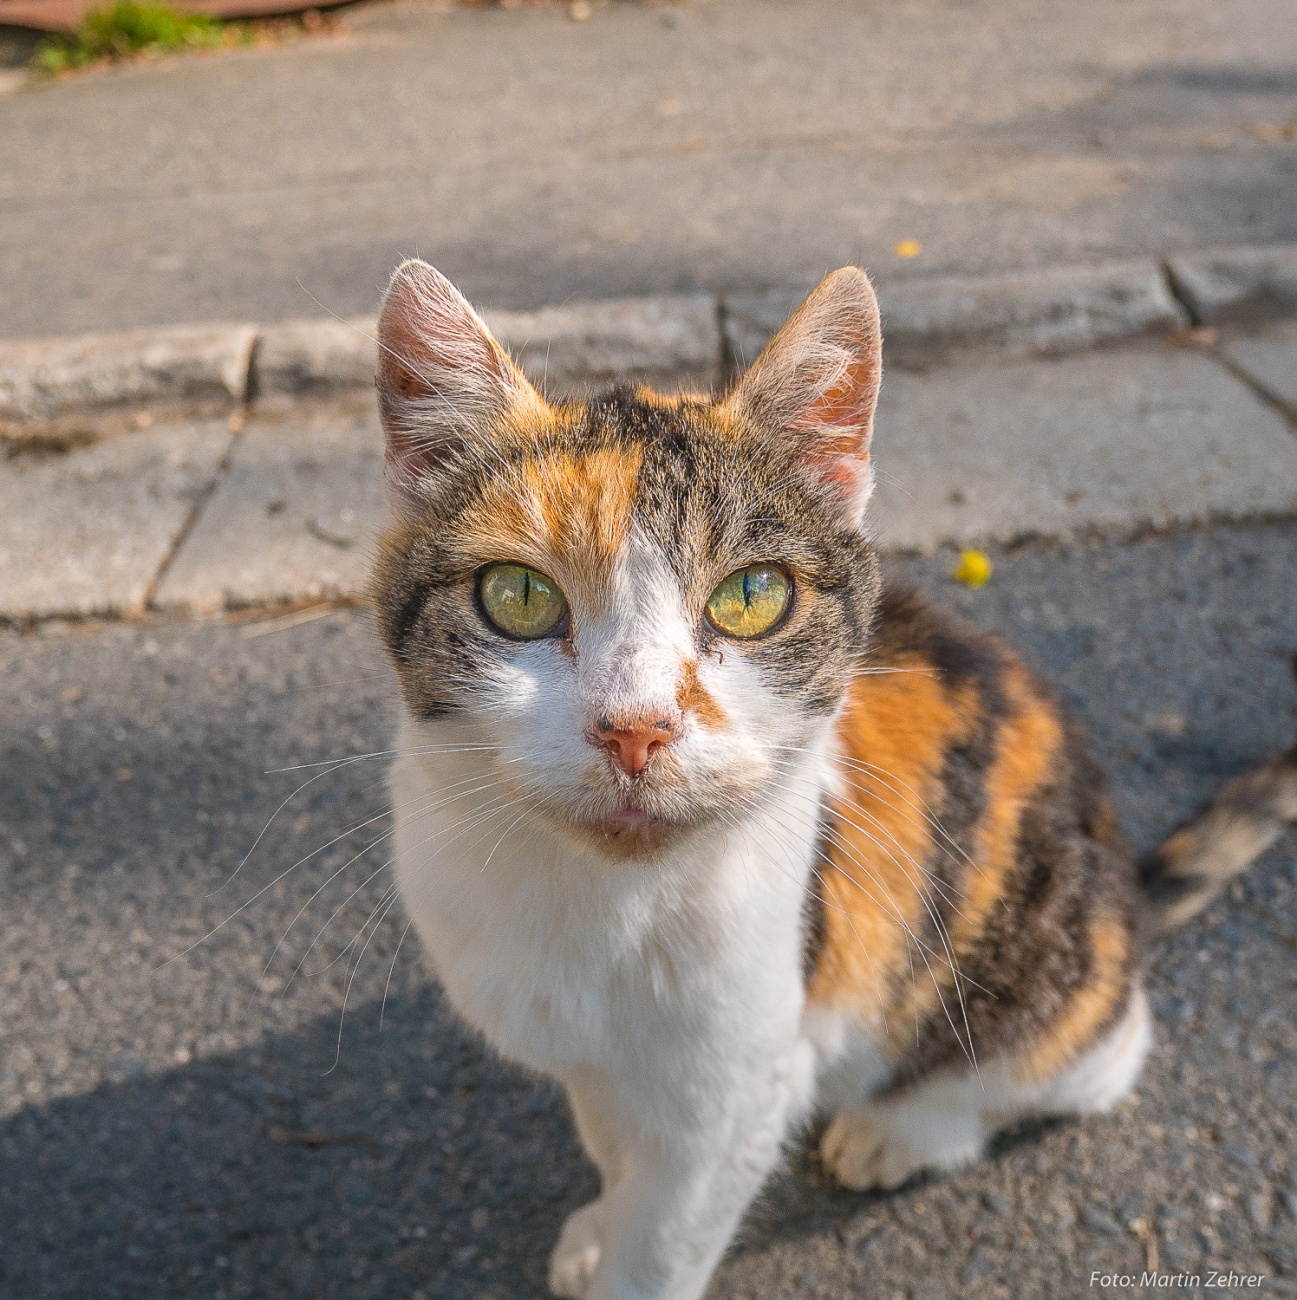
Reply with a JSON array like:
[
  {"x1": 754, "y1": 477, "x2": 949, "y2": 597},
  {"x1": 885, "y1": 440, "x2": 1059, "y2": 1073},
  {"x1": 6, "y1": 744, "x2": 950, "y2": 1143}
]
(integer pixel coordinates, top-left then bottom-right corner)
[
  {"x1": 705, "y1": 565, "x2": 791, "y2": 639},
  {"x1": 478, "y1": 564, "x2": 568, "y2": 640}
]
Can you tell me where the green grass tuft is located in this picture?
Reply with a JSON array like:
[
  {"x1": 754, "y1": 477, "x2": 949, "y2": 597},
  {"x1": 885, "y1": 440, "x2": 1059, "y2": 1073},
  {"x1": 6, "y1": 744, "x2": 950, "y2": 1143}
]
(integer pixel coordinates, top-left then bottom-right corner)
[{"x1": 34, "y1": 2, "x2": 230, "y2": 72}]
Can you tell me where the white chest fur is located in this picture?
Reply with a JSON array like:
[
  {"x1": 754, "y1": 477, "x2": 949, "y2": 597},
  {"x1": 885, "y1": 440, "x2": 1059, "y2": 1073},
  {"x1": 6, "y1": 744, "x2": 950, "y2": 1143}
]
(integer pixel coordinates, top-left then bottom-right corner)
[{"x1": 390, "y1": 716, "x2": 830, "y2": 1120}]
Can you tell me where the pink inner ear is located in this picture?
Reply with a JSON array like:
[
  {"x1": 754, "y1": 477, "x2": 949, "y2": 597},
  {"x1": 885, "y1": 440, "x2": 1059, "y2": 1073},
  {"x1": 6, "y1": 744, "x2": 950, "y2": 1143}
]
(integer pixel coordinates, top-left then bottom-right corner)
[
  {"x1": 377, "y1": 303, "x2": 460, "y2": 488},
  {"x1": 380, "y1": 315, "x2": 437, "y2": 402},
  {"x1": 375, "y1": 260, "x2": 540, "y2": 502},
  {"x1": 724, "y1": 267, "x2": 882, "y2": 520},
  {"x1": 792, "y1": 351, "x2": 878, "y2": 503},
  {"x1": 378, "y1": 280, "x2": 501, "y2": 404}
]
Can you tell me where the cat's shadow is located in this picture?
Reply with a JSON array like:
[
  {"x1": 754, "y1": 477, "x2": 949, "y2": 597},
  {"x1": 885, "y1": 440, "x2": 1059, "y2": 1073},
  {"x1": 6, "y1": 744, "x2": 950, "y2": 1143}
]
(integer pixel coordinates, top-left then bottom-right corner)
[
  {"x1": 2, "y1": 985, "x2": 594, "y2": 1300},
  {"x1": 7, "y1": 971, "x2": 1068, "y2": 1300},
  {"x1": 728, "y1": 1110, "x2": 1074, "y2": 1260}
]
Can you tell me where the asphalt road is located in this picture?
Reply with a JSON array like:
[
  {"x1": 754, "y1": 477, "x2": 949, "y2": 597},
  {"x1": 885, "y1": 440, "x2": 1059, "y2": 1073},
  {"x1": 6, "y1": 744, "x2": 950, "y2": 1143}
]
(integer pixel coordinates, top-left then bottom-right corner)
[
  {"x1": 2, "y1": 520, "x2": 1296, "y2": 1300},
  {"x1": 2, "y1": 0, "x2": 1297, "y2": 337}
]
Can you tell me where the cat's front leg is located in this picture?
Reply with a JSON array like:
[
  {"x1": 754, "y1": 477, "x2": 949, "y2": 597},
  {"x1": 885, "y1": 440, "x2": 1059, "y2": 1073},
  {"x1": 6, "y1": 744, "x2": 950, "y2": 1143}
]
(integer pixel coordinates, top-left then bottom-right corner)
[
  {"x1": 550, "y1": 1198, "x2": 606, "y2": 1300},
  {"x1": 569, "y1": 1060, "x2": 809, "y2": 1300},
  {"x1": 550, "y1": 1081, "x2": 623, "y2": 1299}
]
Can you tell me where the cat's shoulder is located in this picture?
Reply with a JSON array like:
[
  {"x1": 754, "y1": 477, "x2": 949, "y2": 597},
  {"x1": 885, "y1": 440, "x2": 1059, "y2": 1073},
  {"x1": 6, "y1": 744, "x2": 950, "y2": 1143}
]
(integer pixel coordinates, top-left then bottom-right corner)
[
  {"x1": 857, "y1": 581, "x2": 1045, "y2": 718},
  {"x1": 867, "y1": 583, "x2": 1012, "y2": 681},
  {"x1": 841, "y1": 581, "x2": 1118, "y2": 851},
  {"x1": 842, "y1": 582, "x2": 1094, "y2": 809}
]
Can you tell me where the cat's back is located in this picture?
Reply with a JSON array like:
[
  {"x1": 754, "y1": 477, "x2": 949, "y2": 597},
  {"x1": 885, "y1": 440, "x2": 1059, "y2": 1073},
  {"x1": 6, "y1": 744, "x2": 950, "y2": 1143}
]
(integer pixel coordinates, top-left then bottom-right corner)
[
  {"x1": 809, "y1": 585, "x2": 1139, "y2": 1081},
  {"x1": 836, "y1": 583, "x2": 1091, "y2": 830},
  {"x1": 841, "y1": 583, "x2": 1121, "y2": 851}
]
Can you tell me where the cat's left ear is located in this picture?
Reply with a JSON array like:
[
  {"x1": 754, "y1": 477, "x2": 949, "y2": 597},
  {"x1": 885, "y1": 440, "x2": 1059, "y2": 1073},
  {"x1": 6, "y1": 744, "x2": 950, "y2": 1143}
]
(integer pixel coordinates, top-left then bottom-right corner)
[
  {"x1": 723, "y1": 266, "x2": 882, "y2": 527},
  {"x1": 375, "y1": 259, "x2": 546, "y2": 508}
]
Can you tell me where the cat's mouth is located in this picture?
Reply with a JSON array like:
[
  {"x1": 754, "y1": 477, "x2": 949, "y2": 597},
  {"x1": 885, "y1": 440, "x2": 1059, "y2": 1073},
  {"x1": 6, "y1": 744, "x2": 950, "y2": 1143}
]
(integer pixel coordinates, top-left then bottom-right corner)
[
  {"x1": 549, "y1": 792, "x2": 688, "y2": 859},
  {"x1": 587, "y1": 798, "x2": 671, "y2": 857},
  {"x1": 533, "y1": 767, "x2": 769, "y2": 859},
  {"x1": 603, "y1": 802, "x2": 658, "y2": 832}
]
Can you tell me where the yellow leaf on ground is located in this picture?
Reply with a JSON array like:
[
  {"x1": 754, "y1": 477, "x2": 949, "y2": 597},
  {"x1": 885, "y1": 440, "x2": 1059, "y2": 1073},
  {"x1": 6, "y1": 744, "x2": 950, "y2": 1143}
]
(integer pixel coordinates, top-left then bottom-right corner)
[
  {"x1": 894, "y1": 239, "x2": 923, "y2": 258},
  {"x1": 953, "y1": 549, "x2": 993, "y2": 588}
]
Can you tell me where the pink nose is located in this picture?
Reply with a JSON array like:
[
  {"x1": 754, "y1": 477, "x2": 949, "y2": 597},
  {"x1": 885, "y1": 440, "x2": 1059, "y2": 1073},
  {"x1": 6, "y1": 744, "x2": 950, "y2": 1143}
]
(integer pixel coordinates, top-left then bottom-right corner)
[{"x1": 594, "y1": 714, "x2": 679, "y2": 778}]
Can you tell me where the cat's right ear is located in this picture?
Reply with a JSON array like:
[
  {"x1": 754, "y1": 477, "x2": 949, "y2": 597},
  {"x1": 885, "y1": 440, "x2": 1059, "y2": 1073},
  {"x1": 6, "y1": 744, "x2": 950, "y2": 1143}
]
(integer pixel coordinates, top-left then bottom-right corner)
[
  {"x1": 722, "y1": 266, "x2": 882, "y2": 528},
  {"x1": 376, "y1": 259, "x2": 545, "y2": 507}
]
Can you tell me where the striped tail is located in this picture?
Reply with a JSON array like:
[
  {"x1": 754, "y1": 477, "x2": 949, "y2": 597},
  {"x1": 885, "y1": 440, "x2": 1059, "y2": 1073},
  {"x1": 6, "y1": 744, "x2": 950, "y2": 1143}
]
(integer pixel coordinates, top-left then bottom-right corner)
[{"x1": 1139, "y1": 742, "x2": 1297, "y2": 939}]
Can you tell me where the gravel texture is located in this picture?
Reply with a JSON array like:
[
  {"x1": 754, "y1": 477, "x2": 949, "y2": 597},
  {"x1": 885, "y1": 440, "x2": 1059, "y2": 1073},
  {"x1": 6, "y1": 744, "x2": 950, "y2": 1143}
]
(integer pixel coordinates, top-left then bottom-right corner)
[{"x1": 2, "y1": 523, "x2": 1296, "y2": 1300}]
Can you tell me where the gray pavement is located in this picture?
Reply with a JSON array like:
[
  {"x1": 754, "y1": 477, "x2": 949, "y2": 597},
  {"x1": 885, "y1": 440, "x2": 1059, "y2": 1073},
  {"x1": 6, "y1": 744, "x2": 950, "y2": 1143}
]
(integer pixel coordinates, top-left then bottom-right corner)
[
  {"x1": 2, "y1": 521, "x2": 1296, "y2": 1300},
  {"x1": 2, "y1": 0, "x2": 1297, "y2": 337},
  {"x1": 152, "y1": 395, "x2": 384, "y2": 615}
]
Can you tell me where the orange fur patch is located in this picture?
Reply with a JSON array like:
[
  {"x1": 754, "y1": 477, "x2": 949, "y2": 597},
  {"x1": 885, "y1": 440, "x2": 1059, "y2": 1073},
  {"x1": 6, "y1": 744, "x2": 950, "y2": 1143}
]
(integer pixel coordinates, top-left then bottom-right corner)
[
  {"x1": 455, "y1": 440, "x2": 642, "y2": 617},
  {"x1": 883, "y1": 662, "x2": 1062, "y2": 1044},
  {"x1": 806, "y1": 658, "x2": 980, "y2": 1034},
  {"x1": 632, "y1": 384, "x2": 707, "y2": 410},
  {"x1": 1015, "y1": 914, "x2": 1130, "y2": 1082},
  {"x1": 676, "y1": 660, "x2": 727, "y2": 729},
  {"x1": 808, "y1": 656, "x2": 1067, "y2": 1064}
]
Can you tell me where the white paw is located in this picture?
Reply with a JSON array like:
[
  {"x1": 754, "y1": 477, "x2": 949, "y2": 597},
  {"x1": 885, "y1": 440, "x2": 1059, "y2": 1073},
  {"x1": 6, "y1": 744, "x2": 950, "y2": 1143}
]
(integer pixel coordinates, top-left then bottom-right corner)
[
  {"x1": 548, "y1": 1199, "x2": 604, "y2": 1299},
  {"x1": 819, "y1": 1112, "x2": 926, "y2": 1191}
]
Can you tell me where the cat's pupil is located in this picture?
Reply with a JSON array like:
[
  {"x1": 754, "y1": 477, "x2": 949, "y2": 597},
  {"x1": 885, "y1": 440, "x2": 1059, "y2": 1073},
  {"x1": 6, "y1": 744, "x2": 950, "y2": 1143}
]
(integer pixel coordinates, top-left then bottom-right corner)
[
  {"x1": 523, "y1": 570, "x2": 531, "y2": 606},
  {"x1": 742, "y1": 571, "x2": 752, "y2": 607}
]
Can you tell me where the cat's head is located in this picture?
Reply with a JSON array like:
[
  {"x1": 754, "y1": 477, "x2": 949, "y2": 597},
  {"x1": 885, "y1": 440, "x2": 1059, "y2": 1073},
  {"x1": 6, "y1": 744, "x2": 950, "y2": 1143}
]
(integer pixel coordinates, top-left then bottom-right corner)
[{"x1": 372, "y1": 261, "x2": 883, "y2": 857}]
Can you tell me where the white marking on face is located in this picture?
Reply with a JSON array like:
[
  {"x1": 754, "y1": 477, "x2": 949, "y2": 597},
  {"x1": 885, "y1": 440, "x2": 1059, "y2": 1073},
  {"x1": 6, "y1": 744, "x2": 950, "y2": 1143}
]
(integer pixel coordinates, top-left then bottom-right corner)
[
  {"x1": 453, "y1": 530, "x2": 832, "y2": 846},
  {"x1": 573, "y1": 532, "x2": 693, "y2": 729}
]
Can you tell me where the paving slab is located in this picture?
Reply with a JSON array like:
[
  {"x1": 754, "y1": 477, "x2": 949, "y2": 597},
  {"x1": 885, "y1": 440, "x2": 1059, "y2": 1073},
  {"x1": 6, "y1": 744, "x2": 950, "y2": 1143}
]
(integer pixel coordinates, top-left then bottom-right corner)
[
  {"x1": 0, "y1": 419, "x2": 234, "y2": 621},
  {"x1": 149, "y1": 341, "x2": 1297, "y2": 617},
  {"x1": 868, "y1": 344, "x2": 1297, "y2": 552},
  {"x1": 1219, "y1": 319, "x2": 1297, "y2": 416},
  {"x1": 152, "y1": 397, "x2": 387, "y2": 613}
]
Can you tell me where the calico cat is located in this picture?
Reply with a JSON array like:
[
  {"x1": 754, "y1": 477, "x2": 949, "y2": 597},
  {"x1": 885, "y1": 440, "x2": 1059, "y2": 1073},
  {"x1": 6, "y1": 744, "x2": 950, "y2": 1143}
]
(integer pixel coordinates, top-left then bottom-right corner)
[{"x1": 370, "y1": 259, "x2": 1297, "y2": 1300}]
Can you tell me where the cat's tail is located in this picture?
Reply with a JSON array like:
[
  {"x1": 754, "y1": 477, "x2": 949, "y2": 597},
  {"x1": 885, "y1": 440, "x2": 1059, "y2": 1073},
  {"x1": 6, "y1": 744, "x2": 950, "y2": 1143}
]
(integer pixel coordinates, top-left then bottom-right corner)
[{"x1": 1138, "y1": 741, "x2": 1297, "y2": 940}]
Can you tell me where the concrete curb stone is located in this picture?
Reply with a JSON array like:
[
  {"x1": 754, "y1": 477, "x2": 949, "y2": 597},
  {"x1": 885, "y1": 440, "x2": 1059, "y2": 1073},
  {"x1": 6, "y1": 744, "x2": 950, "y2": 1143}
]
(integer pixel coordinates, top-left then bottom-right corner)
[
  {"x1": 251, "y1": 295, "x2": 721, "y2": 399},
  {"x1": 0, "y1": 324, "x2": 257, "y2": 430},
  {"x1": 725, "y1": 260, "x2": 1188, "y2": 367},
  {"x1": 484, "y1": 294, "x2": 719, "y2": 388},
  {"x1": 1167, "y1": 243, "x2": 1297, "y2": 325},
  {"x1": 252, "y1": 316, "x2": 380, "y2": 398},
  {"x1": 5, "y1": 248, "x2": 1296, "y2": 422}
]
